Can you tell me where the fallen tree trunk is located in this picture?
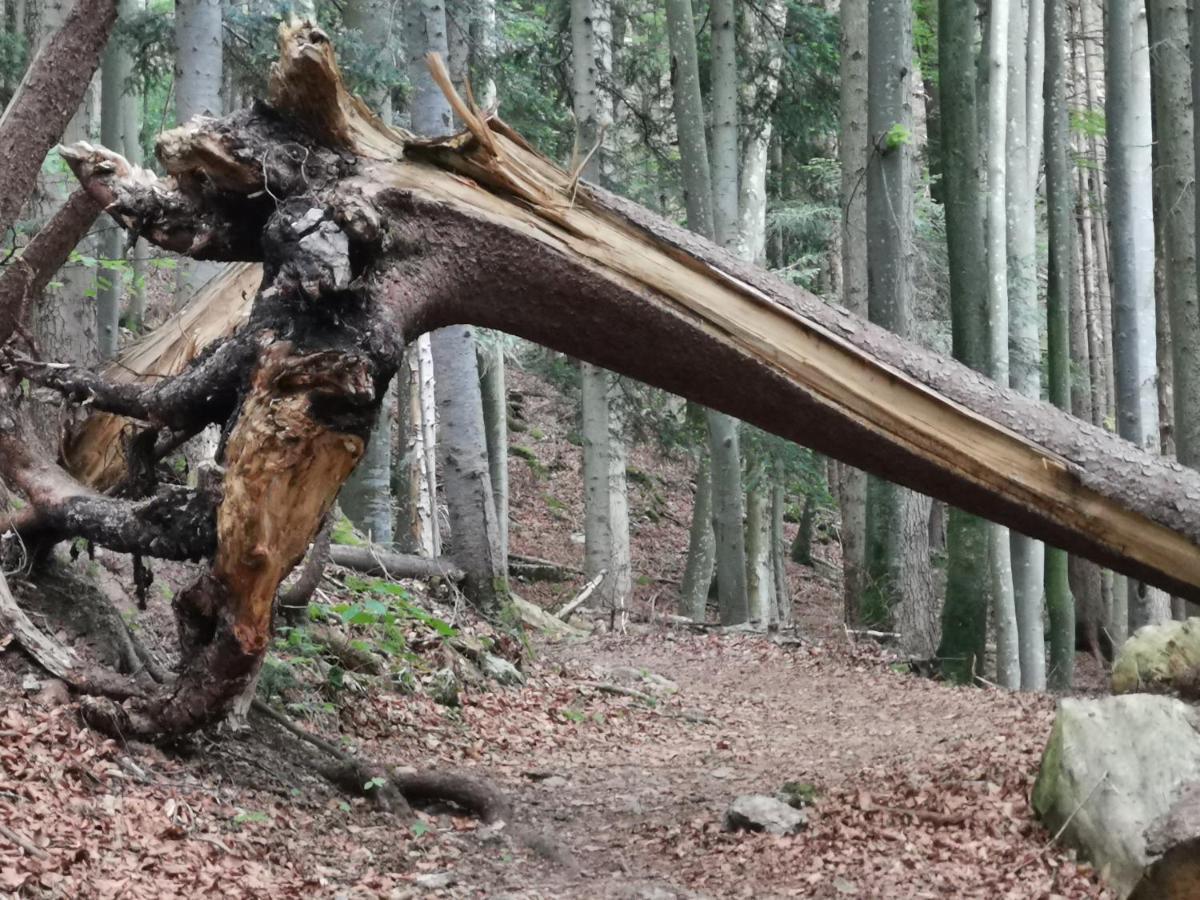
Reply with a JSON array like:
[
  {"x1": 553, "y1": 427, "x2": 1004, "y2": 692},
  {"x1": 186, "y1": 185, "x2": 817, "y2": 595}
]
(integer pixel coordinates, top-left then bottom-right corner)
[
  {"x1": 328, "y1": 544, "x2": 465, "y2": 581},
  {"x1": 10, "y1": 23, "x2": 1200, "y2": 733}
]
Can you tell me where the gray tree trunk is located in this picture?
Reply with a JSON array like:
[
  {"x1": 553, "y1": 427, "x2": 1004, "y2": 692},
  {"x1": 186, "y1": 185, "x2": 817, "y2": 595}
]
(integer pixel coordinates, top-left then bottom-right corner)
[
  {"x1": 96, "y1": 0, "x2": 134, "y2": 359},
  {"x1": 982, "y1": 0, "x2": 1021, "y2": 688},
  {"x1": 745, "y1": 453, "x2": 771, "y2": 628},
  {"x1": 837, "y1": 0, "x2": 868, "y2": 625},
  {"x1": 865, "y1": 0, "x2": 935, "y2": 650},
  {"x1": 339, "y1": 17, "x2": 396, "y2": 545},
  {"x1": 1006, "y1": 0, "x2": 1046, "y2": 690},
  {"x1": 706, "y1": 0, "x2": 748, "y2": 625},
  {"x1": 665, "y1": 0, "x2": 713, "y2": 237},
  {"x1": 33, "y1": 0, "x2": 97, "y2": 373},
  {"x1": 571, "y1": 0, "x2": 630, "y2": 616},
  {"x1": 1044, "y1": 0, "x2": 1075, "y2": 689},
  {"x1": 406, "y1": 0, "x2": 505, "y2": 613},
  {"x1": 343, "y1": 0, "x2": 395, "y2": 120},
  {"x1": 478, "y1": 339, "x2": 508, "y2": 562},
  {"x1": 339, "y1": 391, "x2": 395, "y2": 545},
  {"x1": 1152, "y1": 0, "x2": 1199, "y2": 476},
  {"x1": 1108, "y1": 0, "x2": 1171, "y2": 629},
  {"x1": 938, "y1": 0, "x2": 991, "y2": 682},
  {"x1": 680, "y1": 444, "x2": 715, "y2": 621},
  {"x1": 770, "y1": 460, "x2": 790, "y2": 626},
  {"x1": 173, "y1": 0, "x2": 222, "y2": 303}
]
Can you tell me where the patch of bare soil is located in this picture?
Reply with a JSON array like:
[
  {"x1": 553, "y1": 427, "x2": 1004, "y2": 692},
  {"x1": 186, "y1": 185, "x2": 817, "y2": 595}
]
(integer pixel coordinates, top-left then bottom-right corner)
[{"x1": 0, "y1": 624, "x2": 1108, "y2": 898}]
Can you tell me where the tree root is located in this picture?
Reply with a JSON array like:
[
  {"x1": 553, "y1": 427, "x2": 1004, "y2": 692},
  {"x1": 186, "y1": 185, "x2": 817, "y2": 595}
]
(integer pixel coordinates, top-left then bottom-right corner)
[{"x1": 250, "y1": 698, "x2": 511, "y2": 823}]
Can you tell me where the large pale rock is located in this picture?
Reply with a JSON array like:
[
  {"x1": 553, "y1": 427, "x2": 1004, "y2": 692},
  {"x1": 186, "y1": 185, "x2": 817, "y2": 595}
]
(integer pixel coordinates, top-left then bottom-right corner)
[
  {"x1": 723, "y1": 794, "x2": 807, "y2": 836},
  {"x1": 1032, "y1": 695, "x2": 1200, "y2": 897},
  {"x1": 1112, "y1": 618, "x2": 1200, "y2": 697}
]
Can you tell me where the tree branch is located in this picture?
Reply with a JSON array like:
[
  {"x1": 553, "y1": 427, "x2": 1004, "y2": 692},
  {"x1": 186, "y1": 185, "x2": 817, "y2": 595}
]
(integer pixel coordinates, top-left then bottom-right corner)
[
  {"x1": 0, "y1": 190, "x2": 102, "y2": 347},
  {"x1": 0, "y1": 0, "x2": 118, "y2": 236},
  {"x1": 59, "y1": 143, "x2": 268, "y2": 262},
  {"x1": 3, "y1": 334, "x2": 252, "y2": 432}
]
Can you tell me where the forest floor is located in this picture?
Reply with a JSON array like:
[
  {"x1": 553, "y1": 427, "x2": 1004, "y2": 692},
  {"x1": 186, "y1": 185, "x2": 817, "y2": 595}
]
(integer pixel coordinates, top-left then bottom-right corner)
[{"x1": 0, "y1": 364, "x2": 1113, "y2": 898}]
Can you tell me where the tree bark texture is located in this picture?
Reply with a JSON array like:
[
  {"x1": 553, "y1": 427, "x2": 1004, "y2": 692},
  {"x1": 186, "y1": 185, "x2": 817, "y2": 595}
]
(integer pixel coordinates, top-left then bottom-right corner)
[
  {"x1": 1043, "y1": 0, "x2": 1075, "y2": 690},
  {"x1": 937, "y1": 0, "x2": 991, "y2": 682},
  {"x1": 836, "y1": 0, "x2": 869, "y2": 625},
  {"x1": 28, "y1": 25, "x2": 1200, "y2": 734},
  {"x1": 1109, "y1": 0, "x2": 1172, "y2": 629}
]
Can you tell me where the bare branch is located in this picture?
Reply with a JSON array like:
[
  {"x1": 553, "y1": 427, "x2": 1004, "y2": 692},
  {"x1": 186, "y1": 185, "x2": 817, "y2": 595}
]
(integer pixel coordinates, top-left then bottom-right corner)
[
  {"x1": 0, "y1": 189, "x2": 102, "y2": 347},
  {"x1": 3, "y1": 334, "x2": 251, "y2": 432},
  {"x1": 0, "y1": 0, "x2": 118, "y2": 236}
]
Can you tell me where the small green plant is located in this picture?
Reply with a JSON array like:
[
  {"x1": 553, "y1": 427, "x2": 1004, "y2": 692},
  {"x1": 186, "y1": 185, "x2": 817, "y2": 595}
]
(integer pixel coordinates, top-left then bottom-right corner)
[
  {"x1": 232, "y1": 809, "x2": 270, "y2": 827},
  {"x1": 363, "y1": 776, "x2": 387, "y2": 792},
  {"x1": 330, "y1": 515, "x2": 365, "y2": 546},
  {"x1": 410, "y1": 820, "x2": 431, "y2": 838},
  {"x1": 882, "y1": 123, "x2": 911, "y2": 153}
]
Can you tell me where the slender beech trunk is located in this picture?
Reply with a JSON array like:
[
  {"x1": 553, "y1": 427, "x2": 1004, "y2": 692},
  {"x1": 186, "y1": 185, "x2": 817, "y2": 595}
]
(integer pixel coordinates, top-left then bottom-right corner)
[
  {"x1": 173, "y1": 0, "x2": 223, "y2": 303},
  {"x1": 1070, "y1": 15, "x2": 1104, "y2": 657},
  {"x1": 837, "y1": 0, "x2": 868, "y2": 625},
  {"x1": 938, "y1": 0, "x2": 990, "y2": 681},
  {"x1": 1148, "y1": 0, "x2": 1193, "y2": 620},
  {"x1": 680, "y1": 444, "x2": 715, "y2": 620},
  {"x1": 1108, "y1": 0, "x2": 1171, "y2": 630},
  {"x1": 339, "y1": 42, "x2": 396, "y2": 545},
  {"x1": 707, "y1": 0, "x2": 749, "y2": 625},
  {"x1": 1043, "y1": 0, "x2": 1074, "y2": 689},
  {"x1": 1006, "y1": 0, "x2": 1045, "y2": 690},
  {"x1": 770, "y1": 459, "x2": 790, "y2": 625},
  {"x1": 96, "y1": 3, "x2": 133, "y2": 359},
  {"x1": 406, "y1": 0, "x2": 505, "y2": 613},
  {"x1": 572, "y1": 0, "x2": 629, "y2": 615},
  {"x1": 666, "y1": 0, "x2": 719, "y2": 619},
  {"x1": 32, "y1": 0, "x2": 97, "y2": 375},
  {"x1": 1153, "y1": 0, "x2": 1199, "y2": 469},
  {"x1": 983, "y1": 0, "x2": 1021, "y2": 688},
  {"x1": 118, "y1": 0, "x2": 146, "y2": 332},
  {"x1": 478, "y1": 340, "x2": 508, "y2": 562},
  {"x1": 865, "y1": 0, "x2": 934, "y2": 649},
  {"x1": 745, "y1": 454, "x2": 771, "y2": 627}
]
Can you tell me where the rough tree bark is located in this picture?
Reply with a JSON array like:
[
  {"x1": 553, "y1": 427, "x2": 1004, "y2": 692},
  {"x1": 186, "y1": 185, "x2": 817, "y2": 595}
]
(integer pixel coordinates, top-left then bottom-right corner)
[
  {"x1": 937, "y1": 0, "x2": 990, "y2": 681},
  {"x1": 865, "y1": 0, "x2": 935, "y2": 651},
  {"x1": 15, "y1": 27, "x2": 1200, "y2": 738},
  {"x1": 1108, "y1": 0, "x2": 1172, "y2": 629},
  {"x1": 1043, "y1": 0, "x2": 1075, "y2": 689},
  {"x1": 706, "y1": 0, "x2": 749, "y2": 626},
  {"x1": 837, "y1": 0, "x2": 868, "y2": 625},
  {"x1": 983, "y1": 0, "x2": 1021, "y2": 688},
  {"x1": 1006, "y1": 0, "x2": 1046, "y2": 691}
]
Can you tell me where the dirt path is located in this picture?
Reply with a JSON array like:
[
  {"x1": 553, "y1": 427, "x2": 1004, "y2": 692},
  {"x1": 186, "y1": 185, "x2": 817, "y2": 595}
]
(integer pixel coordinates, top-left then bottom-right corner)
[
  {"x1": 0, "y1": 626, "x2": 1109, "y2": 899},
  {"x1": 374, "y1": 629, "x2": 1109, "y2": 899}
]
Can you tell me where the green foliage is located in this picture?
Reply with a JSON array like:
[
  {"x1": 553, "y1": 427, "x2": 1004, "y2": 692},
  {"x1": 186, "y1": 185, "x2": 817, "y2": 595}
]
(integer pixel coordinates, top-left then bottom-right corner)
[
  {"x1": 338, "y1": 575, "x2": 456, "y2": 638},
  {"x1": 0, "y1": 31, "x2": 28, "y2": 100},
  {"x1": 330, "y1": 515, "x2": 364, "y2": 546},
  {"x1": 883, "y1": 122, "x2": 913, "y2": 153},
  {"x1": 913, "y1": 0, "x2": 939, "y2": 85},
  {"x1": 1070, "y1": 107, "x2": 1106, "y2": 139},
  {"x1": 232, "y1": 809, "x2": 270, "y2": 827}
]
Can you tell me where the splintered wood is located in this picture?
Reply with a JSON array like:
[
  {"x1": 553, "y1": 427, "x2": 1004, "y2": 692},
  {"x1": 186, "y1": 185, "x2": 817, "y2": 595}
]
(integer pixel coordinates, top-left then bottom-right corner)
[{"x1": 214, "y1": 340, "x2": 366, "y2": 652}]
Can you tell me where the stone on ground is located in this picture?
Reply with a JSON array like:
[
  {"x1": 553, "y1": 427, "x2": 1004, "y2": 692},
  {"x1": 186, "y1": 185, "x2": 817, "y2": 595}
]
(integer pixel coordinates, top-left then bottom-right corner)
[
  {"x1": 1112, "y1": 617, "x2": 1200, "y2": 697},
  {"x1": 1032, "y1": 694, "x2": 1200, "y2": 897},
  {"x1": 723, "y1": 794, "x2": 807, "y2": 836}
]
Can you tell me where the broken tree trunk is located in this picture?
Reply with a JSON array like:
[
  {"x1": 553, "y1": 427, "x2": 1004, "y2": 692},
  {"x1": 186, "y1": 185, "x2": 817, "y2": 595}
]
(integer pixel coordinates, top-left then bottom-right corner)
[{"x1": 13, "y1": 23, "x2": 1200, "y2": 733}]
